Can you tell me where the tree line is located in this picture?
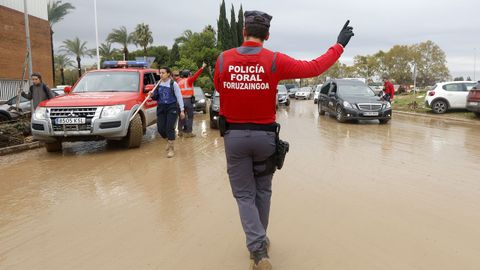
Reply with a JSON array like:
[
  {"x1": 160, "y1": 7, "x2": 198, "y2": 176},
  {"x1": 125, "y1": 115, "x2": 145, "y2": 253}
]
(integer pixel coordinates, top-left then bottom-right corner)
[{"x1": 50, "y1": 0, "x2": 452, "y2": 90}]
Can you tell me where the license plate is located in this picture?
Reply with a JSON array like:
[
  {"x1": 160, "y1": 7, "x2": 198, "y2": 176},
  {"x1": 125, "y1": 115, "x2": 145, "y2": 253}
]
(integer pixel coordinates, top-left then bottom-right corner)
[
  {"x1": 468, "y1": 101, "x2": 479, "y2": 106},
  {"x1": 363, "y1": 112, "x2": 379, "y2": 116},
  {"x1": 56, "y1": 118, "x2": 86, "y2": 124}
]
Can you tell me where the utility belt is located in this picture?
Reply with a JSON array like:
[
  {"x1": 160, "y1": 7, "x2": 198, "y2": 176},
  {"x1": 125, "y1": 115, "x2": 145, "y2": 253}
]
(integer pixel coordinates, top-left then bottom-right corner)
[
  {"x1": 183, "y1": 96, "x2": 195, "y2": 103},
  {"x1": 219, "y1": 116, "x2": 289, "y2": 176}
]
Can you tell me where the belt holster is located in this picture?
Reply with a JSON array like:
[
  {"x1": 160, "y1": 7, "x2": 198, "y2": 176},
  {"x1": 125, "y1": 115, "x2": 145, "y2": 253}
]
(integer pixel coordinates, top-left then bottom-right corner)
[{"x1": 253, "y1": 123, "x2": 290, "y2": 177}]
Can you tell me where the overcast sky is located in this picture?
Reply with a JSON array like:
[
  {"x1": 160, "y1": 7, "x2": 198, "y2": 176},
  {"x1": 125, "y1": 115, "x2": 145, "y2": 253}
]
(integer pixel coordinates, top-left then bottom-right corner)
[{"x1": 52, "y1": 0, "x2": 480, "y2": 79}]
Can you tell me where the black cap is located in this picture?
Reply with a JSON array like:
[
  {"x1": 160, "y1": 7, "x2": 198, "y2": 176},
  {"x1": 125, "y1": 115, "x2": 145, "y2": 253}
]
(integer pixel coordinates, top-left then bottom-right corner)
[{"x1": 244, "y1": 10, "x2": 272, "y2": 28}]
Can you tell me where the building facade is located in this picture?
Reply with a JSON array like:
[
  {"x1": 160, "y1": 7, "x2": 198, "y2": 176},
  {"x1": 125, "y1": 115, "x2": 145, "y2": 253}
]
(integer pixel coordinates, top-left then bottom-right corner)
[{"x1": 0, "y1": 0, "x2": 52, "y2": 101}]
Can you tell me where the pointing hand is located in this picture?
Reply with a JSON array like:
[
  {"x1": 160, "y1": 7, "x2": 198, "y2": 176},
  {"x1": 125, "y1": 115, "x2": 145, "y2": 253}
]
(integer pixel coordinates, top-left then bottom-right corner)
[{"x1": 337, "y1": 20, "x2": 354, "y2": 47}]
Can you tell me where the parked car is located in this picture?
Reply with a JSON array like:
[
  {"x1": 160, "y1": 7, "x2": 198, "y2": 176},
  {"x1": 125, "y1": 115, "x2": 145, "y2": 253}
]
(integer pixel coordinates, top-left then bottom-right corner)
[
  {"x1": 0, "y1": 95, "x2": 30, "y2": 122},
  {"x1": 0, "y1": 90, "x2": 63, "y2": 122},
  {"x1": 425, "y1": 81, "x2": 477, "y2": 114},
  {"x1": 209, "y1": 90, "x2": 220, "y2": 129},
  {"x1": 295, "y1": 86, "x2": 313, "y2": 100},
  {"x1": 193, "y1": 87, "x2": 207, "y2": 114},
  {"x1": 368, "y1": 82, "x2": 383, "y2": 95},
  {"x1": 284, "y1": 84, "x2": 296, "y2": 91},
  {"x1": 317, "y1": 79, "x2": 392, "y2": 124},
  {"x1": 288, "y1": 87, "x2": 298, "y2": 98},
  {"x1": 466, "y1": 81, "x2": 480, "y2": 117},
  {"x1": 313, "y1": 85, "x2": 321, "y2": 104},
  {"x1": 51, "y1": 87, "x2": 67, "y2": 96},
  {"x1": 277, "y1": 84, "x2": 290, "y2": 106}
]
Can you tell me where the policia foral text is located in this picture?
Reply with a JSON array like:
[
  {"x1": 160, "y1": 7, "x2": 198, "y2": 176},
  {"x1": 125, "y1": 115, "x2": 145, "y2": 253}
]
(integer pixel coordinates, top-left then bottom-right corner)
[{"x1": 214, "y1": 10, "x2": 354, "y2": 270}]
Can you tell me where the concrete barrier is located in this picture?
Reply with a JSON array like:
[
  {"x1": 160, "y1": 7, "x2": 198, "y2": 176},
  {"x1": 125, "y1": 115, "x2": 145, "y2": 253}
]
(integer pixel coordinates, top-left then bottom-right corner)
[{"x1": 0, "y1": 141, "x2": 43, "y2": 156}]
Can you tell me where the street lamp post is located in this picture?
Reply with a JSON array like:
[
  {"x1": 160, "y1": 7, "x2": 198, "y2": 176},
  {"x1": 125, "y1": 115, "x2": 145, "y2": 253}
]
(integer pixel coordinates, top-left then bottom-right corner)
[
  {"x1": 94, "y1": 0, "x2": 100, "y2": 69},
  {"x1": 474, "y1": 48, "x2": 477, "y2": 81}
]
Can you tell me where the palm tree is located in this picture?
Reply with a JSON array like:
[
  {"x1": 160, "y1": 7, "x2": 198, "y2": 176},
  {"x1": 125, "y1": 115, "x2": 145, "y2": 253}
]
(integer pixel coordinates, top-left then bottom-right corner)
[
  {"x1": 99, "y1": 42, "x2": 120, "y2": 60},
  {"x1": 132, "y1": 23, "x2": 153, "y2": 55},
  {"x1": 89, "y1": 42, "x2": 120, "y2": 62},
  {"x1": 54, "y1": 54, "x2": 74, "y2": 85},
  {"x1": 61, "y1": 37, "x2": 90, "y2": 78},
  {"x1": 48, "y1": 1, "x2": 75, "y2": 85},
  {"x1": 107, "y1": 26, "x2": 133, "y2": 60}
]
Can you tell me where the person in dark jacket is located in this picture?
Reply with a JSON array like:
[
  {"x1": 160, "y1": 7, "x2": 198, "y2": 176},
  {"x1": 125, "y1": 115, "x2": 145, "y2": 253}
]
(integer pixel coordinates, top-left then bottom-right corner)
[
  {"x1": 147, "y1": 67, "x2": 185, "y2": 158},
  {"x1": 214, "y1": 10, "x2": 354, "y2": 270},
  {"x1": 21, "y1": 72, "x2": 55, "y2": 110}
]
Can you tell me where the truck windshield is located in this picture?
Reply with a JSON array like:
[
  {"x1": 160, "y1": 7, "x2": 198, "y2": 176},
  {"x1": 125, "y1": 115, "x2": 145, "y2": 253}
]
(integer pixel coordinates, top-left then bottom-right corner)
[{"x1": 73, "y1": 71, "x2": 139, "y2": 93}]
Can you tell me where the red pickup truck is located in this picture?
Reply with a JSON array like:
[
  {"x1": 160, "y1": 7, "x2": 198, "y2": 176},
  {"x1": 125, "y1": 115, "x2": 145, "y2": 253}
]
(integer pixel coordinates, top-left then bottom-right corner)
[
  {"x1": 466, "y1": 81, "x2": 480, "y2": 117},
  {"x1": 31, "y1": 61, "x2": 159, "y2": 152}
]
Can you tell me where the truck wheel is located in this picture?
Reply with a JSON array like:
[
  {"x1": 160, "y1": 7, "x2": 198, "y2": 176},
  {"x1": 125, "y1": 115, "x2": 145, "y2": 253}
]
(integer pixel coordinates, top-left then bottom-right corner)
[
  {"x1": 318, "y1": 103, "x2": 325, "y2": 115},
  {"x1": 336, "y1": 105, "x2": 346, "y2": 123},
  {"x1": 379, "y1": 119, "x2": 390, "y2": 124},
  {"x1": 45, "y1": 140, "x2": 62, "y2": 152},
  {"x1": 210, "y1": 119, "x2": 218, "y2": 129},
  {"x1": 122, "y1": 114, "x2": 143, "y2": 148}
]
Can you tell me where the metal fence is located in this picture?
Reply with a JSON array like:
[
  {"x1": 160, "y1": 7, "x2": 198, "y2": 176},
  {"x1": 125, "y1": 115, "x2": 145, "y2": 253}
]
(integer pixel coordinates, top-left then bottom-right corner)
[{"x1": 0, "y1": 79, "x2": 28, "y2": 101}]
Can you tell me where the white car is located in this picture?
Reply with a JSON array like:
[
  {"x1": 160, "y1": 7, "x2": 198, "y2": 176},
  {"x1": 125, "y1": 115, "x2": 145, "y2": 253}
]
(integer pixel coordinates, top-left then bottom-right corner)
[
  {"x1": 425, "y1": 81, "x2": 477, "y2": 114},
  {"x1": 313, "y1": 85, "x2": 321, "y2": 104},
  {"x1": 295, "y1": 87, "x2": 313, "y2": 100}
]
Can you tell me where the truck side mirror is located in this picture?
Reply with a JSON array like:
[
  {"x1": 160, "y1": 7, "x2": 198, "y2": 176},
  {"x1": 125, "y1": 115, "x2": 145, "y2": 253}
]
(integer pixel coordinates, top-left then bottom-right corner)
[
  {"x1": 144, "y1": 84, "x2": 155, "y2": 93},
  {"x1": 64, "y1": 86, "x2": 72, "y2": 94}
]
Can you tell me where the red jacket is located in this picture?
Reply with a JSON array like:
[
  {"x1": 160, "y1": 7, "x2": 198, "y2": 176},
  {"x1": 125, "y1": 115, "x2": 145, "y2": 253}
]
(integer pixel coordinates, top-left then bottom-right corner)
[
  {"x1": 384, "y1": 81, "x2": 395, "y2": 99},
  {"x1": 214, "y1": 41, "x2": 343, "y2": 124},
  {"x1": 177, "y1": 67, "x2": 204, "y2": 98}
]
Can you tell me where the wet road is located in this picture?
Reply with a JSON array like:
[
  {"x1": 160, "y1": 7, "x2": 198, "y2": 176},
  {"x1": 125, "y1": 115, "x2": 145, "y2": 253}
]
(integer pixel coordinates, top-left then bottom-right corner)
[{"x1": 1, "y1": 100, "x2": 480, "y2": 270}]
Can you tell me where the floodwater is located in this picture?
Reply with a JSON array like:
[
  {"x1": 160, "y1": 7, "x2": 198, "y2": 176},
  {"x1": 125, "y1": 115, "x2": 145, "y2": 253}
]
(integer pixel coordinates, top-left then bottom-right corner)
[{"x1": 1, "y1": 100, "x2": 480, "y2": 270}]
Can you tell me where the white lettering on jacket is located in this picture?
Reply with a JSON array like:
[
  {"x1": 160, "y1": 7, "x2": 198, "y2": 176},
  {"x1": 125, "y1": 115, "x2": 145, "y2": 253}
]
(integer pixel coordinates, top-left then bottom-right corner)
[{"x1": 226, "y1": 64, "x2": 268, "y2": 91}]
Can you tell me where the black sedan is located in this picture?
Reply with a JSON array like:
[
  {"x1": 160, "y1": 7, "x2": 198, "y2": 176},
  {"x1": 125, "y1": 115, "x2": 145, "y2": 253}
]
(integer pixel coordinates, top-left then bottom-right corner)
[{"x1": 317, "y1": 79, "x2": 392, "y2": 124}]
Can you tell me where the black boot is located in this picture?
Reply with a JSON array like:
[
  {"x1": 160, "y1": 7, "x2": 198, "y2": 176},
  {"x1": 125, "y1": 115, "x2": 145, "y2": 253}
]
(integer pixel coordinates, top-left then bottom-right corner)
[{"x1": 251, "y1": 239, "x2": 272, "y2": 270}]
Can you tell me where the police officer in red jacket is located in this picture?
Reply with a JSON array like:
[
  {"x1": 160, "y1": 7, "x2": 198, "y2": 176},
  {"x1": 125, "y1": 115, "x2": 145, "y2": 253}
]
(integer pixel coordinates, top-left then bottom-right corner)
[
  {"x1": 383, "y1": 77, "x2": 395, "y2": 102},
  {"x1": 176, "y1": 63, "x2": 207, "y2": 137},
  {"x1": 214, "y1": 10, "x2": 354, "y2": 270}
]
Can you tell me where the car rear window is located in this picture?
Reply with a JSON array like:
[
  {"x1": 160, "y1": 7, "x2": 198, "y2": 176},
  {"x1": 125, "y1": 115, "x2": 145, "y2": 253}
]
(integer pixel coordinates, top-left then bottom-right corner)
[{"x1": 442, "y1": 83, "x2": 464, "y2": 92}]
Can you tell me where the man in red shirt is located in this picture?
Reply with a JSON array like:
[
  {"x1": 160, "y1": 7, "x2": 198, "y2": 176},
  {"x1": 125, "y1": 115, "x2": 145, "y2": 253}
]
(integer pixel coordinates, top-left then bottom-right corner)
[
  {"x1": 175, "y1": 63, "x2": 207, "y2": 137},
  {"x1": 383, "y1": 77, "x2": 395, "y2": 102},
  {"x1": 214, "y1": 10, "x2": 354, "y2": 269}
]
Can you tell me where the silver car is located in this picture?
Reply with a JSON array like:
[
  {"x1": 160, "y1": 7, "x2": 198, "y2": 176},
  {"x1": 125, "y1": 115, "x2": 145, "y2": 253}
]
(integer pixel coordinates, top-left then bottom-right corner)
[{"x1": 0, "y1": 95, "x2": 31, "y2": 122}]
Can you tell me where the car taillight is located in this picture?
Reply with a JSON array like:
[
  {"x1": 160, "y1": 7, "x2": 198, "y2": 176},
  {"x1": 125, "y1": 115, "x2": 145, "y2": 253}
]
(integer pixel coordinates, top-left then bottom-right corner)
[{"x1": 428, "y1": 91, "x2": 435, "y2": 96}]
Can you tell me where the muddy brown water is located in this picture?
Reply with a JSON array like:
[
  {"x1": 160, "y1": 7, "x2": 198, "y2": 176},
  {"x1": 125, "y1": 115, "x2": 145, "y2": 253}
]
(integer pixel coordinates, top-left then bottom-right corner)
[{"x1": 1, "y1": 100, "x2": 480, "y2": 270}]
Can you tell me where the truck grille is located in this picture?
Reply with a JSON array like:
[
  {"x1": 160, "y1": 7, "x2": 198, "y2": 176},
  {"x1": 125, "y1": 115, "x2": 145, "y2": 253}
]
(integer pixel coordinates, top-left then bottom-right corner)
[
  {"x1": 50, "y1": 107, "x2": 98, "y2": 118},
  {"x1": 357, "y1": 103, "x2": 382, "y2": 111},
  {"x1": 50, "y1": 107, "x2": 99, "y2": 132}
]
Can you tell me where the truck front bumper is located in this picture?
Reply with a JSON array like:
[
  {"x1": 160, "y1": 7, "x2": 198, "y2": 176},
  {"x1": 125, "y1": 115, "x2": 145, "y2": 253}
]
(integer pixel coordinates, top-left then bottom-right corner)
[{"x1": 32, "y1": 110, "x2": 132, "y2": 142}]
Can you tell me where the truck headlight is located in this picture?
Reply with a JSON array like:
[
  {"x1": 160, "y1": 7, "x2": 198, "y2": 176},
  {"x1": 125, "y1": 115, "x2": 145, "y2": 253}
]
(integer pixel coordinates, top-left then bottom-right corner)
[
  {"x1": 198, "y1": 99, "x2": 205, "y2": 104},
  {"x1": 101, "y1": 105, "x2": 125, "y2": 118},
  {"x1": 34, "y1": 107, "x2": 47, "y2": 120}
]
